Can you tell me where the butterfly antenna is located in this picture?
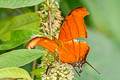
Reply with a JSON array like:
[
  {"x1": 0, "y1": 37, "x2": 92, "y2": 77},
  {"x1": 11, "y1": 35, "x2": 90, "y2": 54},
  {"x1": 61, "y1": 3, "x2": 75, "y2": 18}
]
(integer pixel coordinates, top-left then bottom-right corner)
[{"x1": 85, "y1": 61, "x2": 100, "y2": 74}]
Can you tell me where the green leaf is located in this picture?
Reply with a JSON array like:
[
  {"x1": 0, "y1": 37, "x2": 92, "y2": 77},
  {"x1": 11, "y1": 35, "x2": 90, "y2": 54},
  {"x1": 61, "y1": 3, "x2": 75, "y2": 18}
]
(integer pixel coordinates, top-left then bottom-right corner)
[
  {"x1": 31, "y1": 68, "x2": 46, "y2": 77},
  {"x1": 0, "y1": 49, "x2": 44, "y2": 68},
  {"x1": 0, "y1": 67, "x2": 32, "y2": 80},
  {"x1": 59, "y1": 0, "x2": 82, "y2": 16},
  {"x1": 0, "y1": 13, "x2": 40, "y2": 41},
  {"x1": 0, "y1": 17, "x2": 11, "y2": 37},
  {"x1": 0, "y1": 29, "x2": 42, "y2": 50},
  {"x1": 0, "y1": 0, "x2": 45, "y2": 9},
  {"x1": 74, "y1": 29, "x2": 120, "y2": 80}
]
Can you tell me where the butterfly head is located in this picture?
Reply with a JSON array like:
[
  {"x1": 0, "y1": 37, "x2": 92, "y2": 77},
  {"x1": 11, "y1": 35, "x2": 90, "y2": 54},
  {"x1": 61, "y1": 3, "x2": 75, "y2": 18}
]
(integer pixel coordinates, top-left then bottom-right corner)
[{"x1": 72, "y1": 60, "x2": 86, "y2": 73}]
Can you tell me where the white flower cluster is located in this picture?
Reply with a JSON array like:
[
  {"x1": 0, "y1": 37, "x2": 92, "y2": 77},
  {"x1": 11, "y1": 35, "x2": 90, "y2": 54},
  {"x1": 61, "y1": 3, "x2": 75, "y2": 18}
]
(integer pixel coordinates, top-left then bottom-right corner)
[
  {"x1": 38, "y1": 0, "x2": 63, "y2": 37},
  {"x1": 38, "y1": 51, "x2": 54, "y2": 69},
  {"x1": 42, "y1": 62, "x2": 74, "y2": 80}
]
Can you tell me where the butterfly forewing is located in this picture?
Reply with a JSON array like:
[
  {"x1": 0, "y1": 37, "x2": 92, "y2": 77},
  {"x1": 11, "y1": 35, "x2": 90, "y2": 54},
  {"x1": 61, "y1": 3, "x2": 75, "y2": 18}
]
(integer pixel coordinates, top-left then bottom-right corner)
[
  {"x1": 58, "y1": 7, "x2": 89, "y2": 42},
  {"x1": 27, "y1": 37, "x2": 74, "y2": 62},
  {"x1": 27, "y1": 37, "x2": 58, "y2": 53}
]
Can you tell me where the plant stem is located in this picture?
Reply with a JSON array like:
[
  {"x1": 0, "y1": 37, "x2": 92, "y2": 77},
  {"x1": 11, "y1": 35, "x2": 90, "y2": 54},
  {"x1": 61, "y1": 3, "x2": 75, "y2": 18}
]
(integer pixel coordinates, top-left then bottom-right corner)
[
  {"x1": 31, "y1": 5, "x2": 39, "y2": 79},
  {"x1": 31, "y1": 60, "x2": 37, "y2": 79},
  {"x1": 47, "y1": 0, "x2": 52, "y2": 36},
  {"x1": 43, "y1": 27, "x2": 47, "y2": 36},
  {"x1": 35, "y1": 5, "x2": 38, "y2": 13},
  {"x1": 48, "y1": 10, "x2": 52, "y2": 35}
]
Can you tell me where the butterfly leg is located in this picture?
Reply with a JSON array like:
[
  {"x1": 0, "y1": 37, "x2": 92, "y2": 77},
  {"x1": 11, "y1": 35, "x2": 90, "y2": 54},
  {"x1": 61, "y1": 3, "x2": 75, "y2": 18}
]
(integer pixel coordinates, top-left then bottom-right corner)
[
  {"x1": 45, "y1": 64, "x2": 52, "y2": 75},
  {"x1": 79, "y1": 60, "x2": 86, "y2": 73},
  {"x1": 79, "y1": 64, "x2": 82, "y2": 73}
]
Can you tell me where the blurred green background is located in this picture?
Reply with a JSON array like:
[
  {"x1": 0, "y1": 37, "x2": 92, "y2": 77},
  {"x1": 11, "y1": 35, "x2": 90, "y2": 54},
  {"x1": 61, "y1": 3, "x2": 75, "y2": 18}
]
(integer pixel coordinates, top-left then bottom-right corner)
[{"x1": 0, "y1": 0, "x2": 120, "y2": 80}]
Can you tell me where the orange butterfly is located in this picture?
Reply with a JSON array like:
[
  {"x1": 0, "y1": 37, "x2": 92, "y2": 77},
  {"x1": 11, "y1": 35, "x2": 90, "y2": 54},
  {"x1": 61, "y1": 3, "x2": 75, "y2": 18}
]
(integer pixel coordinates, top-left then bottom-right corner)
[{"x1": 27, "y1": 7, "x2": 100, "y2": 75}]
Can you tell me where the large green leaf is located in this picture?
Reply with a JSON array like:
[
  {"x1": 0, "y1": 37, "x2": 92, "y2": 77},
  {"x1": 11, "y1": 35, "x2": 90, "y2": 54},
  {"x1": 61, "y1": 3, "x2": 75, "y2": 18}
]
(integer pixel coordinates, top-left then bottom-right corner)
[
  {"x1": 0, "y1": 13, "x2": 40, "y2": 41},
  {"x1": 0, "y1": 29, "x2": 42, "y2": 50},
  {"x1": 0, "y1": 17, "x2": 11, "y2": 37},
  {"x1": 0, "y1": 0, "x2": 44, "y2": 9},
  {"x1": 73, "y1": 29, "x2": 120, "y2": 80},
  {"x1": 0, "y1": 67, "x2": 32, "y2": 80},
  {"x1": 0, "y1": 49, "x2": 44, "y2": 68}
]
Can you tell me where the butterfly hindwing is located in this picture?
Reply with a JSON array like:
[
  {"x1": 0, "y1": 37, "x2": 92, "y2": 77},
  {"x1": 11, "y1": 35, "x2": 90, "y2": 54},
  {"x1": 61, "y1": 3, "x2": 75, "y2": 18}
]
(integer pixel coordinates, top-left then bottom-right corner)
[{"x1": 61, "y1": 40, "x2": 90, "y2": 63}]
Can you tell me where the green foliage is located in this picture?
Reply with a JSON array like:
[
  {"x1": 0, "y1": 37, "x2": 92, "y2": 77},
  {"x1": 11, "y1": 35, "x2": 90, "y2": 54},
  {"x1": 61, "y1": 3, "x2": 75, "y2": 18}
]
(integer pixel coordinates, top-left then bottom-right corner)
[
  {"x1": 74, "y1": 29, "x2": 120, "y2": 80},
  {"x1": 0, "y1": 13, "x2": 41, "y2": 41},
  {"x1": 80, "y1": 0, "x2": 120, "y2": 44},
  {"x1": 0, "y1": 0, "x2": 120, "y2": 80},
  {"x1": 0, "y1": 29, "x2": 42, "y2": 50},
  {"x1": 0, "y1": 67, "x2": 32, "y2": 80},
  {"x1": 0, "y1": 49, "x2": 44, "y2": 68},
  {"x1": 31, "y1": 68, "x2": 46, "y2": 78},
  {"x1": 0, "y1": 0, "x2": 45, "y2": 9}
]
